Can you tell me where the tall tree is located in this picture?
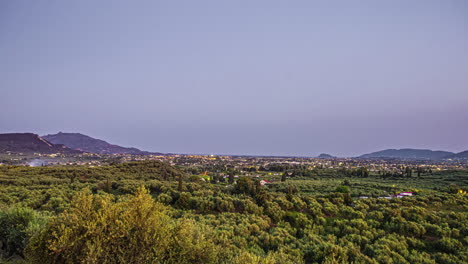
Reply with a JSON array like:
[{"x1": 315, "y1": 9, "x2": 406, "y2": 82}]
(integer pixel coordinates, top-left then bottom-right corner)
[
  {"x1": 178, "y1": 174, "x2": 183, "y2": 192},
  {"x1": 281, "y1": 171, "x2": 287, "y2": 182},
  {"x1": 228, "y1": 173, "x2": 234, "y2": 184}
]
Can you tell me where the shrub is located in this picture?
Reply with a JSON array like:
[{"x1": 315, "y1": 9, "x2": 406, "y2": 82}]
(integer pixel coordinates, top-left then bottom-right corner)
[
  {"x1": 25, "y1": 187, "x2": 219, "y2": 264},
  {"x1": 0, "y1": 207, "x2": 48, "y2": 258}
]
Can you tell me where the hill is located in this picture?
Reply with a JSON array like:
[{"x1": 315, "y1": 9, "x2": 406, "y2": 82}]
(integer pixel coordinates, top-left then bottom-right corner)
[
  {"x1": 0, "y1": 133, "x2": 81, "y2": 154},
  {"x1": 42, "y1": 132, "x2": 162, "y2": 155},
  {"x1": 359, "y1": 148, "x2": 454, "y2": 160},
  {"x1": 445, "y1": 150, "x2": 468, "y2": 160},
  {"x1": 317, "y1": 153, "x2": 336, "y2": 159}
]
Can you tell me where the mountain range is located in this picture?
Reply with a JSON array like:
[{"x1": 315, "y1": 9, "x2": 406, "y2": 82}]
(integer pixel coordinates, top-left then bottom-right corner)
[
  {"x1": 0, "y1": 132, "x2": 467, "y2": 159},
  {"x1": 42, "y1": 132, "x2": 161, "y2": 155},
  {"x1": 358, "y1": 149, "x2": 455, "y2": 160}
]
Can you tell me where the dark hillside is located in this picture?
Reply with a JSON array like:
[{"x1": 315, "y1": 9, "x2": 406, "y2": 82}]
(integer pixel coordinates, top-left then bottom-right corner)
[
  {"x1": 0, "y1": 133, "x2": 80, "y2": 154},
  {"x1": 43, "y1": 132, "x2": 161, "y2": 155}
]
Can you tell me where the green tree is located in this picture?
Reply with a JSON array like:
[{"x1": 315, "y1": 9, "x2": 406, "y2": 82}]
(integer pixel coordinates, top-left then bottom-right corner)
[
  {"x1": 178, "y1": 173, "x2": 184, "y2": 192},
  {"x1": 281, "y1": 172, "x2": 287, "y2": 182},
  {"x1": 335, "y1": 185, "x2": 350, "y2": 194},
  {"x1": 228, "y1": 173, "x2": 235, "y2": 184}
]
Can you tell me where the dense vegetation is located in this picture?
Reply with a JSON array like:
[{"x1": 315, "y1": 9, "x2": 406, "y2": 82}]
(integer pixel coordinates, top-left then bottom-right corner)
[{"x1": 0, "y1": 161, "x2": 467, "y2": 263}]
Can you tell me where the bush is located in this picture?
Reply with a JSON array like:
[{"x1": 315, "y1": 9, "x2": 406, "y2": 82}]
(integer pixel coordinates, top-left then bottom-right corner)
[
  {"x1": 0, "y1": 207, "x2": 48, "y2": 258},
  {"x1": 25, "y1": 187, "x2": 219, "y2": 264},
  {"x1": 335, "y1": 185, "x2": 350, "y2": 194}
]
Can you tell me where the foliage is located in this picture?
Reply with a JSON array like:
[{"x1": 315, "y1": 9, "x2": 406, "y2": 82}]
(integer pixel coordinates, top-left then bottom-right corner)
[
  {"x1": 25, "y1": 187, "x2": 218, "y2": 264},
  {"x1": 0, "y1": 207, "x2": 48, "y2": 259},
  {"x1": 0, "y1": 162, "x2": 467, "y2": 263}
]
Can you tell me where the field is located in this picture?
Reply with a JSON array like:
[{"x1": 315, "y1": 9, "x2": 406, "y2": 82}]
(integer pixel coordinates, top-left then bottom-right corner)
[{"x1": 0, "y1": 161, "x2": 467, "y2": 263}]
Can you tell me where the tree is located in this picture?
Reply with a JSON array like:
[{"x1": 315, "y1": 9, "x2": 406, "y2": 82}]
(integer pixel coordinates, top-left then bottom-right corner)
[
  {"x1": 287, "y1": 185, "x2": 298, "y2": 196},
  {"x1": 405, "y1": 167, "x2": 412, "y2": 178},
  {"x1": 228, "y1": 173, "x2": 235, "y2": 184},
  {"x1": 70, "y1": 171, "x2": 77, "y2": 184},
  {"x1": 360, "y1": 167, "x2": 369, "y2": 178},
  {"x1": 417, "y1": 167, "x2": 422, "y2": 177},
  {"x1": 335, "y1": 185, "x2": 350, "y2": 194},
  {"x1": 178, "y1": 173, "x2": 184, "y2": 192},
  {"x1": 235, "y1": 177, "x2": 254, "y2": 195},
  {"x1": 281, "y1": 172, "x2": 288, "y2": 182},
  {"x1": 210, "y1": 175, "x2": 218, "y2": 184}
]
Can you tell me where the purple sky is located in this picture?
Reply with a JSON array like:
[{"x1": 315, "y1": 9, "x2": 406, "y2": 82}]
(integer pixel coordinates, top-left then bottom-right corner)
[{"x1": 1, "y1": 0, "x2": 467, "y2": 157}]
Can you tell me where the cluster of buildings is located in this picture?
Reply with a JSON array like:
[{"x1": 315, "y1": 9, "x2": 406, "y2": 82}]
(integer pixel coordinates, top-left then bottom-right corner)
[{"x1": 3, "y1": 151, "x2": 467, "y2": 171}]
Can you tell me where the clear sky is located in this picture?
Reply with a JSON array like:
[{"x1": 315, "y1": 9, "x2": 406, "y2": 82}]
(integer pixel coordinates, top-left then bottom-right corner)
[{"x1": 1, "y1": 0, "x2": 467, "y2": 157}]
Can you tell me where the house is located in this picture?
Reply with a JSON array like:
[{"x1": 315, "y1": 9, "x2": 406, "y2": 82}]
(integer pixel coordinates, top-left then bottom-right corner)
[
  {"x1": 260, "y1": 180, "x2": 271, "y2": 186},
  {"x1": 380, "y1": 192, "x2": 414, "y2": 199},
  {"x1": 399, "y1": 192, "x2": 413, "y2": 196}
]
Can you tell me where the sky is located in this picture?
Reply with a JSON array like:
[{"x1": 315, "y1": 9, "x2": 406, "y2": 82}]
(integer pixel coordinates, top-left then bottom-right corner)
[{"x1": 1, "y1": 0, "x2": 467, "y2": 157}]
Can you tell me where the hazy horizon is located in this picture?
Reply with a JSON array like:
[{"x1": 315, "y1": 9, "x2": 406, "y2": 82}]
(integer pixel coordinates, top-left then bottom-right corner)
[
  {"x1": 0, "y1": 130, "x2": 463, "y2": 158},
  {"x1": 1, "y1": 0, "x2": 467, "y2": 157}
]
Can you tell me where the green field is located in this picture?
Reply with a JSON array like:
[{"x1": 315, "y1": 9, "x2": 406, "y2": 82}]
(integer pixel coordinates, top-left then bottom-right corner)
[{"x1": 0, "y1": 161, "x2": 467, "y2": 263}]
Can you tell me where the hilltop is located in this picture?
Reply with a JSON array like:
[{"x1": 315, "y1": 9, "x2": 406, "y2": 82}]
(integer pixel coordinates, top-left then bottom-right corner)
[
  {"x1": 0, "y1": 133, "x2": 81, "y2": 154},
  {"x1": 445, "y1": 150, "x2": 468, "y2": 160},
  {"x1": 359, "y1": 148, "x2": 454, "y2": 160},
  {"x1": 317, "y1": 153, "x2": 336, "y2": 159},
  {"x1": 42, "y1": 132, "x2": 162, "y2": 155}
]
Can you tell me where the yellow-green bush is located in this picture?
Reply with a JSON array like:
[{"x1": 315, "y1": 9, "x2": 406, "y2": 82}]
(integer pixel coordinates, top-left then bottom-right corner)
[{"x1": 25, "y1": 187, "x2": 219, "y2": 264}]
